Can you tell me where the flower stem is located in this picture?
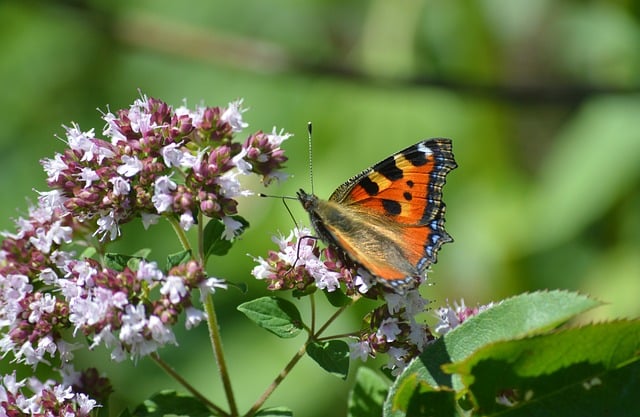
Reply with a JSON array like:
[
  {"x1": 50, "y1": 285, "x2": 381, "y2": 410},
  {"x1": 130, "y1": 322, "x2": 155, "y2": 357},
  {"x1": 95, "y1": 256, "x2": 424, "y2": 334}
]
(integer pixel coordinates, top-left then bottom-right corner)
[
  {"x1": 168, "y1": 216, "x2": 192, "y2": 252},
  {"x1": 205, "y1": 294, "x2": 239, "y2": 416},
  {"x1": 245, "y1": 342, "x2": 308, "y2": 417},
  {"x1": 150, "y1": 352, "x2": 228, "y2": 416},
  {"x1": 314, "y1": 304, "x2": 349, "y2": 337}
]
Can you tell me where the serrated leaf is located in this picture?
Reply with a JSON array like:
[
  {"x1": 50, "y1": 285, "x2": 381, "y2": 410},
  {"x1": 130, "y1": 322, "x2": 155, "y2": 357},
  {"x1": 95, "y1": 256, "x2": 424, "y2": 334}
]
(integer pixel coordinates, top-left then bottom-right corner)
[
  {"x1": 255, "y1": 406, "x2": 293, "y2": 416},
  {"x1": 384, "y1": 291, "x2": 602, "y2": 416},
  {"x1": 306, "y1": 340, "x2": 350, "y2": 379},
  {"x1": 130, "y1": 390, "x2": 211, "y2": 417},
  {"x1": 348, "y1": 367, "x2": 388, "y2": 417},
  {"x1": 166, "y1": 249, "x2": 191, "y2": 270},
  {"x1": 237, "y1": 296, "x2": 303, "y2": 338},
  {"x1": 446, "y1": 320, "x2": 640, "y2": 415}
]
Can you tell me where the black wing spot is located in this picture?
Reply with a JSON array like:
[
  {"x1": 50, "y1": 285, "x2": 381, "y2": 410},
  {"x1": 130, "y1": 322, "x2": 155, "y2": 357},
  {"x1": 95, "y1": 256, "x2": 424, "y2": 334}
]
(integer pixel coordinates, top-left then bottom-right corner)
[
  {"x1": 403, "y1": 191, "x2": 412, "y2": 201},
  {"x1": 406, "y1": 180, "x2": 414, "y2": 188},
  {"x1": 375, "y1": 156, "x2": 403, "y2": 181},
  {"x1": 404, "y1": 147, "x2": 428, "y2": 166},
  {"x1": 382, "y1": 199, "x2": 402, "y2": 216},
  {"x1": 359, "y1": 176, "x2": 379, "y2": 196}
]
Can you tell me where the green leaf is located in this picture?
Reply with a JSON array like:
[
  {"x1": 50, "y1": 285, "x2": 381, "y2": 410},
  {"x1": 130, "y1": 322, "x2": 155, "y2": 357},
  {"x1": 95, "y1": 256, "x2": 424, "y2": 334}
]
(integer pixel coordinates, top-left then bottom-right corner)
[
  {"x1": 104, "y1": 253, "x2": 133, "y2": 271},
  {"x1": 166, "y1": 249, "x2": 191, "y2": 270},
  {"x1": 203, "y1": 219, "x2": 231, "y2": 257},
  {"x1": 446, "y1": 319, "x2": 640, "y2": 415},
  {"x1": 387, "y1": 374, "x2": 458, "y2": 417},
  {"x1": 306, "y1": 340, "x2": 350, "y2": 379},
  {"x1": 384, "y1": 291, "x2": 602, "y2": 416},
  {"x1": 226, "y1": 280, "x2": 248, "y2": 294},
  {"x1": 323, "y1": 287, "x2": 353, "y2": 307},
  {"x1": 130, "y1": 390, "x2": 211, "y2": 417},
  {"x1": 80, "y1": 246, "x2": 97, "y2": 259},
  {"x1": 348, "y1": 367, "x2": 388, "y2": 417},
  {"x1": 237, "y1": 296, "x2": 303, "y2": 338},
  {"x1": 203, "y1": 215, "x2": 249, "y2": 258},
  {"x1": 132, "y1": 248, "x2": 152, "y2": 258},
  {"x1": 254, "y1": 406, "x2": 293, "y2": 416}
]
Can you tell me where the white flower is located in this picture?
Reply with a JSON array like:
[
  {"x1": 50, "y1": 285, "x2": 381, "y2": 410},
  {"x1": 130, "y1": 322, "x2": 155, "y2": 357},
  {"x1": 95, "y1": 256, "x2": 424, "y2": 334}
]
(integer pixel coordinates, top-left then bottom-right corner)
[
  {"x1": 250, "y1": 256, "x2": 272, "y2": 280},
  {"x1": 376, "y1": 318, "x2": 402, "y2": 343},
  {"x1": 2, "y1": 371, "x2": 26, "y2": 395},
  {"x1": 221, "y1": 99, "x2": 248, "y2": 132},
  {"x1": 53, "y1": 384, "x2": 74, "y2": 402},
  {"x1": 76, "y1": 392, "x2": 100, "y2": 414},
  {"x1": 35, "y1": 189, "x2": 68, "y2": 213},
  {"x1": 161, "y1": 142, "x2": 184, "y2": 168},
  {"x1": 160, "y1": 276, "x2": 187, "y2": 304},
  {"x1": 147, "y1": 315, "x2": 176, "y2": 345},
  {"x1": 77, "y1": 168, "x2": 99, "y2": 188},
  {"x1": 128, "y1": 96, "x2": 155, "y2": 135},
  {"x1": 265, "y1": 126, "x2": 292, "y2": 147},
  {"x1": 39, "y1": 268, "x2": 59, "y2": 285},
  {"x1": 41, "y1": 154, "x2": 68, "y2": 182},
  {"x1": 308, "y1": 263, "x2": 341, "y2": 292},
  {"x1": 218, "y1": 170, "x2": 252, "y2": 198},
  {"x1": 199, "y1": 277, "x2": 227, "y2": 302},
  {"x1": 221, "y1": 216, "x2": 243, "y2": 240},
  {"x1": 137, "y1": 261, "x2": 163, "y2": 283},
  {"x1": 349, "y1": 339, "x2": 371, "y2": 361},
  {"x1": 152, "y1": 175, "x2": 177, "y2": 213},
  {"x1": 117, "y1": 155, "x2": 143, "y2": 177},
  {"x1": 185, "y1": 307, "x2": 206, "y2": 330},
  {"x1": 179, "y1": 212, "x2": 194, "y2": 231},
  {"x1": 28, "y1": 293, "x2": 56, "y2": 323},
  {"x1": 231, "y1": 148, "x2": 252, "y2": 175},
  {"x1": 64, "y1": 123, "x2": 94, "y2": 153},
  {"x1": 109, "y1": 176, "x2": 131, "y2": 196},
  {"x1": 102, "y1": 109, "x2": 126, "y2": 143},
  {"x1": 354, "y1": 269, "x2": 375, "y2": 294},
  {"x1": 94, "y1": 212, "x2": 120, "y2": 241}
]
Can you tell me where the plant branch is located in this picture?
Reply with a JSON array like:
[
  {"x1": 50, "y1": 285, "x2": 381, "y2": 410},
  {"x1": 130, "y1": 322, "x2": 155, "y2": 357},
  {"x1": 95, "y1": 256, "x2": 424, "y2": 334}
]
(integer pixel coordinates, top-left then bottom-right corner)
[
  {"x1": 204, "y1": 294, "x2": 239, "y2": 416},
  {"x1": 168, "y1": 216, "x2": 192, "y2": 253},
  {"x1": 244, "y1": 342, "x2": 308, "y2": 417},
  {"x1": 150, "y1": 352, "x2": 228, "y2": 417}
]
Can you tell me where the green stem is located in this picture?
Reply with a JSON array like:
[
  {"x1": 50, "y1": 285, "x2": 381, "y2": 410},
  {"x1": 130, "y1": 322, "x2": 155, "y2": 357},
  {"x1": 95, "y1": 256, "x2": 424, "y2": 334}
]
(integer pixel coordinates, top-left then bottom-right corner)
[
  {"x1": 315, "y1": 331, "x2": 360, "y2": 342},
  {"x1": 168, "y1": 216, "x2": 192, "y2": 252},
  {"x1": 205, "y1": 294, "x2": 239, "y2": 416},
  {"x1": 309, "y1": 293, "x2": 316, "y2": 334},
  {"x1": 244, "y1": 342, "x2": 308, "y2": 417},
  {"x1": 150, "y1": 352, "x2": 228, "y2": 417},
  {"x1": 314, "y1": 304, "x2": 349, "y2": 338}
]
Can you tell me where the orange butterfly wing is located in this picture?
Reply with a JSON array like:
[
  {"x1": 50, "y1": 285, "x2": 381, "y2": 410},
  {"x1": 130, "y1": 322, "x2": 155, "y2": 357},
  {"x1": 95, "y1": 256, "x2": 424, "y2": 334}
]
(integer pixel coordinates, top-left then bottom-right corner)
[{"x1": 298, "y1": 139, "x2": 456, "y2": 292}]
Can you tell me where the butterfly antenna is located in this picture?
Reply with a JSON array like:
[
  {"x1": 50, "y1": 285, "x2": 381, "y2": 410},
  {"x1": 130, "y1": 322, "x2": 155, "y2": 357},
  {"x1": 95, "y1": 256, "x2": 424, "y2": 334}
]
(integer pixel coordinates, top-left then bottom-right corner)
[
  {"x1": 282, "y1": 197, "x2": 300, "y2": 231},
  {"x1": 307, "y1": 122, "x2": 314, "y2": 195}
]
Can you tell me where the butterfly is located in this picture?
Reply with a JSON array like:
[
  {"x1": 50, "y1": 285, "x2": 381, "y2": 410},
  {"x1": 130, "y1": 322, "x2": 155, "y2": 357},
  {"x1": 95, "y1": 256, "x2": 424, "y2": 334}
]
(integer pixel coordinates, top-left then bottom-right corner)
[{"x1": 297, "y1": 139, "x2": 457, "y2": 293}]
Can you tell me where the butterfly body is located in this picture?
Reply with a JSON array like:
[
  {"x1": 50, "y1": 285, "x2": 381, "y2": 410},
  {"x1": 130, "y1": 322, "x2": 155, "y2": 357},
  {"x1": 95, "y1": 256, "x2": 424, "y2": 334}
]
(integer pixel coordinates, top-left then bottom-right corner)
[{"x1": 298, "y1": 139, "x2": 457, "y2": 292}]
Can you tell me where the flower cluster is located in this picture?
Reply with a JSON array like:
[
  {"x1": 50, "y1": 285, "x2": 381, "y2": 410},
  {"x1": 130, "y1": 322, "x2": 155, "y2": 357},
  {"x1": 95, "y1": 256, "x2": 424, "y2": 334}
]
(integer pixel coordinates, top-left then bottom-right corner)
[
  {"x1": 251, "y1": 228, "x2": 436, "y2": 374},
  {"x1": 41, "y1": 94, "x2": 289, "y2": 240},
  {"x1": 251, "y1": 228, "x2": 359, "y2": 294},
  {"x1": 0, "y1": 94, "x2": 290, "y2": 412},
  {"x1": 0, "y1": 370, "x2": 101, "y2": 417},
  {"x1": 350, "y1": 290, "x2": 435, "y2": 375}
]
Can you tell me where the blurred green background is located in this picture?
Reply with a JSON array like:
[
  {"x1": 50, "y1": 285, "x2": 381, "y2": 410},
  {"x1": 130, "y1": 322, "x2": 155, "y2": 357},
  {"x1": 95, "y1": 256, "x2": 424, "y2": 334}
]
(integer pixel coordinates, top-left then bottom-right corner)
[{"x1": 1, "y1": 1, "x2": 639, "y2": 416}]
